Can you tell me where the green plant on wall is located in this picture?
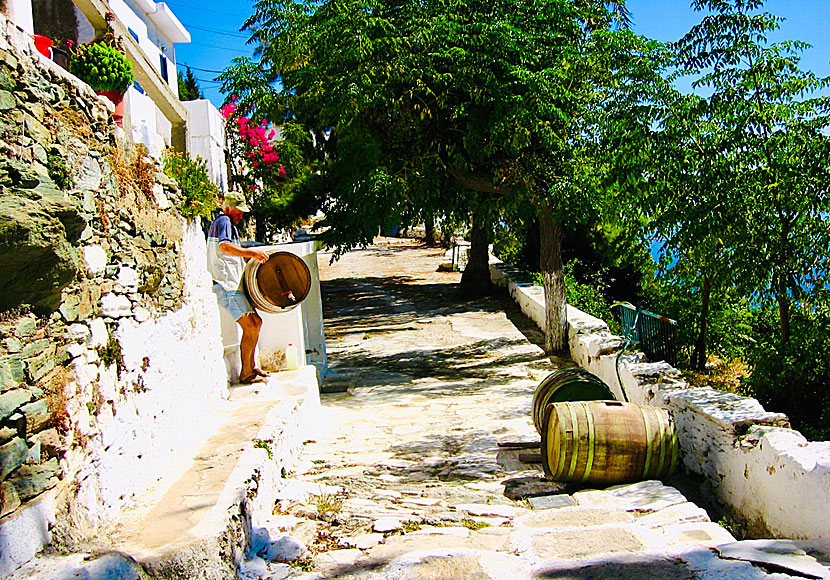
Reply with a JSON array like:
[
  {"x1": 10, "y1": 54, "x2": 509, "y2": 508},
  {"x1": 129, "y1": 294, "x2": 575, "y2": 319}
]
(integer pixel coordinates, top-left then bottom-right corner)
[
  {"x1": 162, "y1": 150, "x2": 220, "y2": 220},
  {"x1": 70, "y1": 40, "x2": 134, "y2": 93}
]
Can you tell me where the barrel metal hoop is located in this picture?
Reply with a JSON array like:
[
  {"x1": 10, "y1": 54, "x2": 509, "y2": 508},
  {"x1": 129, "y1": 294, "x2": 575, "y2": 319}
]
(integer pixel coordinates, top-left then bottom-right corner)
[
  {"x1": 640, "y1": 405, "x2": 654, "y2": 479},
  {"x1": 566, "y1": 403, "x2": 581, "y2": 480},
  {"x1": 581, "y1": 401, "x2": 595, "y2": 482},
  {"x1": 654, "y1": 408, "x2": 668, "y2": 477},
  {"x1": 554, "y1": 406, "x2": 569, "y2": 479}
]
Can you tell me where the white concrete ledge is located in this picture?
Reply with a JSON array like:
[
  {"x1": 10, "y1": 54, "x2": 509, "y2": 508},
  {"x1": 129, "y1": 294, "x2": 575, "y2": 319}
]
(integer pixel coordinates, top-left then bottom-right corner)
[{"x1": 491, "y1": 260, "x2": 830, "y2": 539}]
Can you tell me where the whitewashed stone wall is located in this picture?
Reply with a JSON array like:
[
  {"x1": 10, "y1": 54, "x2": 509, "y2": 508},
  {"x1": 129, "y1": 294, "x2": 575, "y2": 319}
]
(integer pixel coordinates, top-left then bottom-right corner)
[
  {"x1": 491, "y1": 261, "x2": 830, "y2": 539},
  {"x1": 61, "y1": 221, "x2": 227, "y2": 530}
]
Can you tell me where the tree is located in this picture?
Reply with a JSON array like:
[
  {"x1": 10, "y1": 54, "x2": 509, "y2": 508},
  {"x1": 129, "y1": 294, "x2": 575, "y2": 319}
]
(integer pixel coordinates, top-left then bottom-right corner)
[
  {"x1": 177, "y1": 66, "x2": 203, "y2": 101},
  {"x1": 221, "y1": 0, "x2": 658, "y2": 352},
  {"x1": 672, "y1": 0, "x2": 830, "y2": 355}
]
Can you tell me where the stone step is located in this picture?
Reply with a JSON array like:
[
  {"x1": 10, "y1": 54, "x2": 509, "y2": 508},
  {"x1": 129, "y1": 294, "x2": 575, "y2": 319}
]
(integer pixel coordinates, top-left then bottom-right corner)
[{"x1": 8, "y1": 370, "x2": 322, "y2": 580}]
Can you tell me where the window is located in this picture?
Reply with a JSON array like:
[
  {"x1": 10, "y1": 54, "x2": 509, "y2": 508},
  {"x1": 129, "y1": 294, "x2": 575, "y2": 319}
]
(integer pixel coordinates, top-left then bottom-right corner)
[{"x1": 159, "y1": 54, "x2": 168, "y2": 83}]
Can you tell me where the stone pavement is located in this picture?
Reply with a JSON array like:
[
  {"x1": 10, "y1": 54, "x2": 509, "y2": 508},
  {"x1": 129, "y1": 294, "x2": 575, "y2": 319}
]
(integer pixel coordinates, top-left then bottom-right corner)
[{"x1": 238, "y1": 240, "x2": 829, "y2": 580}]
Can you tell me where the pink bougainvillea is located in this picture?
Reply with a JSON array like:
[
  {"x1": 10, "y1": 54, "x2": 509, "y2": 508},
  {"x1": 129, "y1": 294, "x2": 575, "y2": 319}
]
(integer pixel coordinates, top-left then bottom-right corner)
[{"x1": 221, "y1": 99, "x2": 286, "y2": 179}]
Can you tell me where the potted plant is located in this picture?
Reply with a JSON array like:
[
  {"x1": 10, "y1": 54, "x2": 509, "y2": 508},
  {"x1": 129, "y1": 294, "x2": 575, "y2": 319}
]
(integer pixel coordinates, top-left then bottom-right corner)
[{"x1": 69, "y1": 33, "x2": 134, "y2": 126}]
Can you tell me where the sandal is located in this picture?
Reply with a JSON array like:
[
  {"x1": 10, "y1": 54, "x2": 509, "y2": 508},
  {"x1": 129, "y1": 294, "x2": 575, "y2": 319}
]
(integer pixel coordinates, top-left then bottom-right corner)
[
  {"x1": 239, "y1": 373, "x2": 267, "y2": 385},
  {"x1": 253, "y1": 368, "x2": 270, "y2": 377}
]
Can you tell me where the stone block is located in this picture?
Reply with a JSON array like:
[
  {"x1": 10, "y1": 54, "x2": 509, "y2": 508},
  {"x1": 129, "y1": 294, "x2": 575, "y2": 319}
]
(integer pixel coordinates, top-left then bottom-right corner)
[
  {"x1": 0, "y1": 89, "x2": 15, "y2": 110},
  {"x1": 0, "y1": 480, "x2": 20, "y2": 516},
  {"x1": 0, "y1": 437, "x2": 28, "y2": 479},
  {"x1": 0, "y1": 355, "x2": 25, "y2": 391},
  {"x1": 531, "y1": 526, "x2": 644, "y2": 560},
  {"x1": 21, "y1": 338, "x2": 50, "y2": 358},
  {"x1": 25, "y1": 344, "x2": 56, "y2": 381},
  {"x1": 0, "y1": 389, "x2": 33, "y2": 421},
  {"x1": 37, "y1": 428, "x2": 61, "y2": 458},
  {"x1": 20, "y1": 399, "x2": 50, "y2": 433},
  {"x1": 8, "y1": 457, "x2": 59, "y2": 500}
]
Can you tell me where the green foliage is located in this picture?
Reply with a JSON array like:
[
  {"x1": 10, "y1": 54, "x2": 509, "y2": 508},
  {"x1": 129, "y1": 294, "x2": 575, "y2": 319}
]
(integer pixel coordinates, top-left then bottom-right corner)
[
  {"x1": 177, "y1": 66, "x2": 203, "y2": 101},
  {"x1": 162, "y1": 150, "x2": 220, "y2": 220},
  {"x1": 47, "y1": 152, "x2": 73, "y2": 190},
  {"x1": 70, "y1": 41, "x2": 133, "y2": 93},
  {"x1": 97, "y1": 336, "x2": 123, "y2": 378},
  {"x1": 253, "y1": 439, "x2": 273, "y2": 460},
  {"x1": 745, "y1": 300, "x2": 830, "y2": 441}
]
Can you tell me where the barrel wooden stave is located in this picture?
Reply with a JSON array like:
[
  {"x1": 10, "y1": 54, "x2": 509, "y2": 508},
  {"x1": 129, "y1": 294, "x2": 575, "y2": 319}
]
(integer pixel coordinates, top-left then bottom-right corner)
[
  {"x1": 532, "y1": 368, "x2": 615, "y2": 434},
  {"x1": 541, "y1": 400, "x2": 677, "y2": 485}
]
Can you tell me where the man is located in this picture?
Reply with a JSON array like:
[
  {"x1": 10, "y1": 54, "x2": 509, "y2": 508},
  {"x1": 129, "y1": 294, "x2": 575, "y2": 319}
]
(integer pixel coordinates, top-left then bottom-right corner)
[{"x1": 207, "y1": 192, "x2": 270, "y2": 384}]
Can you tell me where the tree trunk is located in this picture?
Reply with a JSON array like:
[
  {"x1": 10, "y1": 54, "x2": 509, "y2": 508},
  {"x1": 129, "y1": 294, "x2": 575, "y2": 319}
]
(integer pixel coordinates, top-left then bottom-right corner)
[
  {"x1": 691, "y1": 273, "x2": 712, "y2": 371},
  {"x1": 424, "y1": 214, "x2": 436, "y2": 246},
  {"x1": 460, "y1": 211, "x2": 492, "y2": 298},
  {"x1": 777, "y1": 292, "x2": 791, "y2": 354},
  {"x1": 538, "y1": 212, "x2": 567, "y2": 354}
]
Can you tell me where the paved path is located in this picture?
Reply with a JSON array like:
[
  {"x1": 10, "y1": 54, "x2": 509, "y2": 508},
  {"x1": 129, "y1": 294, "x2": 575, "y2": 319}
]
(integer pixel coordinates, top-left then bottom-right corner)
[{"x1": 240, "y1": 240, "x2": 824, "y2": 580}]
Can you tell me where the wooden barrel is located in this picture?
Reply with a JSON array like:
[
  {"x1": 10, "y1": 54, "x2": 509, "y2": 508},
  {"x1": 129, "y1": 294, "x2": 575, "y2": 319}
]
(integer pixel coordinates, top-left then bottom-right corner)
[
  {"x1": 243, "y1": 251, "x2": 311, "y2": 314},
  {"x1": 532, "y1": 368, "x2": 615, "y2": 434},
  {"x1": 541, "y1": 400, "x2": 677, "y2": 485}
]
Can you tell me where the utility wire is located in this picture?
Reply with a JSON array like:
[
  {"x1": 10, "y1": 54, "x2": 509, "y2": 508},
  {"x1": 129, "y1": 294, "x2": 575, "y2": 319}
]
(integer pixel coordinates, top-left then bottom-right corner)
[
  {"x1": 180, "y1": 62, "x2": 227, "y2": 74},
  {"x1": 181, "y1": 23, "x2": 249, "y2": 39},
  {"x1": 163, "y1": 1, "x2": 248, "y2": 19}
]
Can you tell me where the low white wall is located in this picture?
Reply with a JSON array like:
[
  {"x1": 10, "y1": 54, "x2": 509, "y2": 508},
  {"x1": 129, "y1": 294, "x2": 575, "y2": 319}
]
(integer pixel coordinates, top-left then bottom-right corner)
[{"x1": 491, "y1": 261, "x2": 830, "y2": 539}]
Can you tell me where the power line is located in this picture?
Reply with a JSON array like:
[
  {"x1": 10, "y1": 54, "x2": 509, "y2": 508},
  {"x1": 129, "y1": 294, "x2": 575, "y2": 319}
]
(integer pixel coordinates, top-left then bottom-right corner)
[
  {"x1": 181, "y1": 22, "x2": 249, "y2": 39},
  {"x1": 180, "y1": 62, "x2": 227, "y2": 74},
  {"x1": 187, "y1": 41, "x2": 255, "y2": 54},
  {"x1": 164, "y1": 0, "x2": 248, "y2": 19}
]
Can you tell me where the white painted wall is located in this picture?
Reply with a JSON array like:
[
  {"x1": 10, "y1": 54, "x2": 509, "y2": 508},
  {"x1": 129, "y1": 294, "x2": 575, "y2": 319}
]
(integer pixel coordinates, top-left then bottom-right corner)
[
  {"x1": 491, "y1": 260, "x2": 830, "y2": 539},
  {"x1": 184, "y1": 99, "x2": 229, "y2": 192},
  {"x1": 4, "y1": 0, "x2": 33, "y2": 35},
  {"x1": 63, "y1": 220, "x2": 229, "y2": 529}
]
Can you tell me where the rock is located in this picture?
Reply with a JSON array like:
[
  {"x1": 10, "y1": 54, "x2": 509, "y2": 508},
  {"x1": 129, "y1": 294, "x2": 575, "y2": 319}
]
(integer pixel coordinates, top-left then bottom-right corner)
[
  {"x1": 0, "y1": 389, "x2": 33, "y2": 421},
  {"x1": 261, "y1": 533, "x2": 307, "y2": 563},
  {"x1": 83, "y1": 245, "x2": 108, "y2": 275},
  {"x1": 75, "y1": 157, "x2": 102, "y2": 191},
  {"x1": 25, "y1": 343, "x2": 56, "y2": 381},
  {"x1": 0, "y1": 184, "x2": 82, "y2": 311},
  {"x1": 68, "y1": 323, "x2": 90, "y2": 342},
  {"x1": 341, "y1": 533, "x2": 384, "y2": 550},
  {"x1": 0, "y1": 355, "x2": 25, "y2": 391},
  {"x1": 59, "y1": 293, "x2": 81, "y2": 322},
  {"x1": 37, "y1": 428, "x2": 61, "y2": 458},
  {"x1": 15, "y1": 315, "x2": 38, "y2": 337},
  {"x1": 0, "y1": 480, "x2": 20, "y2": 516},
  {"x1": 133, "y1": 307, "x2": 150, "y2": 323},
  {"x1": 20, "y1": 399, "x2": 50, "y2": 432},
  {"x1": 373, "y1": 518, "x2": 403, "y2": 533},
  {"x1": 453, "y1": 503, "x2": 523, "y2": 518},
  {"x1": 8, "y1": 457, "x2": 60, "y2": 500},
  {"x1": 101, "y1": 294, "x2": 132, "y2": 318},
  {"x1": 0, "y1": 89, "x2": 15, "y2": 110},
  {"x1": 87, "y1": 318, "x2": 108, "y2": 348},
  {"x1": 117, "y1": 266, "x2": 139, "y2": 289},
  {"x1": 0, "y1": 437, "x2": 29, "y2": 479},
  {"x1": 3, "y1": 337, "x2": 21, "y2": 353},
  {"x1": 717, "y1": 540, "x2": 830, "y2": 579}
]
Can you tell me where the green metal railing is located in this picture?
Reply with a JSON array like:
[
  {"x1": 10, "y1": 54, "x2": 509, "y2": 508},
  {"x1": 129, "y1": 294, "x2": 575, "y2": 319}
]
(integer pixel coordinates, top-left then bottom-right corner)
[{"x1": 614, "y1": 302, "x2": 678, "y2": 367}]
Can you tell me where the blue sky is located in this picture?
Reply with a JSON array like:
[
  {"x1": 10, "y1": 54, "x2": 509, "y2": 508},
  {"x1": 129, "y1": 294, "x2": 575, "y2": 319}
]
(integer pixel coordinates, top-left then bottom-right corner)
[{"x1": 168, "y1": 0, "x2": 830, "y2": 109}]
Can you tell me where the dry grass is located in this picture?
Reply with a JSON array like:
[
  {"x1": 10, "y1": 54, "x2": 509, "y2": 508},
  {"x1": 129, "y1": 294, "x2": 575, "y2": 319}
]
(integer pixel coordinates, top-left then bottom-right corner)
[
  {"x1": 259, "y1": 349, "x2": 287, "y2": 372},
  {"x1": 110, "y1": 142, "x2": 155, "y2": 204},
  {"x1": 684, "y1": 357, "x2": 750, "y2": 394}
]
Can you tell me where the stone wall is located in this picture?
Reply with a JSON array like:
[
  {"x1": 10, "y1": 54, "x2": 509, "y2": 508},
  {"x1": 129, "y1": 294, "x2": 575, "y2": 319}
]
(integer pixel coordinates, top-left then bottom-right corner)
[
  {"x1": 491, "y1": 261, "x2": 830, "y2": 540},
  {"x1": 0, "y1": 16, "x2": 228, "y2": 574}
]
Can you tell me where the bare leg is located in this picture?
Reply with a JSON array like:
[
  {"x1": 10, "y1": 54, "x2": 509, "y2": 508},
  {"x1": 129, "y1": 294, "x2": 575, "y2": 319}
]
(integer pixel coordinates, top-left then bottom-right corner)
[{"x1": 237, "y1": 312, "x2": 263, "y2": 382}]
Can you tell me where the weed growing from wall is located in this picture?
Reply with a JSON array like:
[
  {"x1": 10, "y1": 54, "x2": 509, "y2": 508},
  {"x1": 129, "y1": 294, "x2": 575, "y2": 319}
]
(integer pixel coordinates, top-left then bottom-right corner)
[{"x1": 162, "y1": 150, "x2": 220, "y2": 220}]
